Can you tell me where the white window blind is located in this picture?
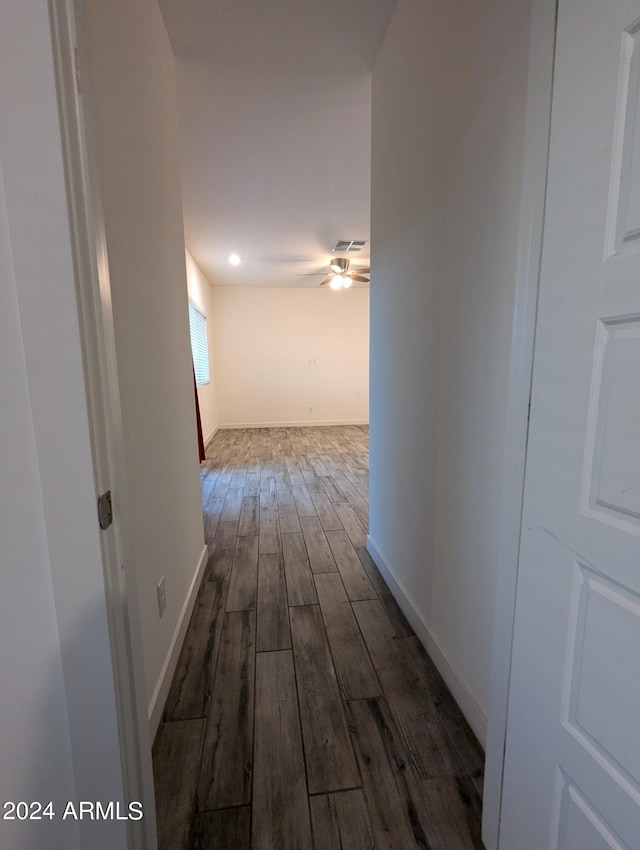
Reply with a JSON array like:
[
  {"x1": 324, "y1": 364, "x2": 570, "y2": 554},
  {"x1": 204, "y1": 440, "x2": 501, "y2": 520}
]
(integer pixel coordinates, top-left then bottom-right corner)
[{"x1": 188, "y1": 301, "x2": 210, "y2": 386}]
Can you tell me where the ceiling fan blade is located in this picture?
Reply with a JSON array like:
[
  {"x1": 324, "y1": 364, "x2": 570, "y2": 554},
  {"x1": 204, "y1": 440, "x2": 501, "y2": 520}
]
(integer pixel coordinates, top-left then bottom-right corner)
[
  {"x1": 349, "y1": 274, "x2": 370, "y2": 283},
  {"x1": 319, "y1": 276, "x2": 334, "y2": 286},
  {"x1": 296, "y1": 272, "x2": 330, "y2": 276},
  {"x1": 352, "y1": 268, "x2": 370, "y2": 274}
]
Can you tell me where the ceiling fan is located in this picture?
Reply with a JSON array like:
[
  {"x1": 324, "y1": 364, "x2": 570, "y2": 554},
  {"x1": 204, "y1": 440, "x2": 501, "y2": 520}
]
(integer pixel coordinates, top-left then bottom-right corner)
[{"x1": 297, "y1": 257, "x2": 370, "y2": 289}]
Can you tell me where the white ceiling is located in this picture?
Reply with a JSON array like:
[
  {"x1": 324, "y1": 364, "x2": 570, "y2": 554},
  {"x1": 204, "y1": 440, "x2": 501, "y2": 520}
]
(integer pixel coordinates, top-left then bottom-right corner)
[{"x1": 157, "y1": 0, "x2": 397, "y2": 287}]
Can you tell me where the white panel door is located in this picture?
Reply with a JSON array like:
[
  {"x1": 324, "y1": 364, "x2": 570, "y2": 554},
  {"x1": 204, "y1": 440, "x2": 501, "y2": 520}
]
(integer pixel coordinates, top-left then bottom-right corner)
[{"x1": 500, "y1": 1, "x2": 640, "y2": 848}]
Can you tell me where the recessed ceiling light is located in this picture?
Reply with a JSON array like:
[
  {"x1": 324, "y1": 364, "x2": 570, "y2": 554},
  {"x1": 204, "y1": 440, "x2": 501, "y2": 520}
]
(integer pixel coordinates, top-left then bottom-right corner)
[{"x1": 228, "y1": 253, "x2": 241, "y2": 266}]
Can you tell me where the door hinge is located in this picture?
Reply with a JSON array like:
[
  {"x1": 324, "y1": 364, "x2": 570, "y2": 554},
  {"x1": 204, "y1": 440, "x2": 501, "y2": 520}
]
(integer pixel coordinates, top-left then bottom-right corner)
[{"x1": 98, "y1": 490, "x2": 113, "y2": 529}]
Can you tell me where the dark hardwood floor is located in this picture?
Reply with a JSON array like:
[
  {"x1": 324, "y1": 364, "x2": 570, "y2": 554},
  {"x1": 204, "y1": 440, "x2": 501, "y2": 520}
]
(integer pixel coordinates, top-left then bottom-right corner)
[{"x1": 153, "y1": 426, "x2": 484, "y2": 849}]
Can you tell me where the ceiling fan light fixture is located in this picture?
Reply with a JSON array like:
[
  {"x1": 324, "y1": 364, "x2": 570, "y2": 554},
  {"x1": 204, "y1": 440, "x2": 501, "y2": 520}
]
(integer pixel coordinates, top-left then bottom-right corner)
[
  {"x1": 330, "y1": 257, "x2": 349, "y2": 274},
  {"x1": 314, "y1": 258, "x2": 369, "y2": 288}
]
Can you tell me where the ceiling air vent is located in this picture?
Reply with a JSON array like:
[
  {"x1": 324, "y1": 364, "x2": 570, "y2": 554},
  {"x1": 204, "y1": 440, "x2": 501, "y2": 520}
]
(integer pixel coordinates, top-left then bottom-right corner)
[{"x1": 333, "y1": 240, "x2": 367, "y2": 252}]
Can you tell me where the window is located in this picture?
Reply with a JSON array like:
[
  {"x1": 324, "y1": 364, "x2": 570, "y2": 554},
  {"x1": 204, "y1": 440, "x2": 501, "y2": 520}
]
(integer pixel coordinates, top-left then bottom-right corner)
[{"x1": 188, "y1": 301, "x2": 210, "y2": 386}]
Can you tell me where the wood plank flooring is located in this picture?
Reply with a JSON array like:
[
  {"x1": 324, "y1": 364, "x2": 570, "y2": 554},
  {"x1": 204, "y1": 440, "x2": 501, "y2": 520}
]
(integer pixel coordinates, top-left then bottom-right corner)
[{"x1": 154, "y1": 426, "x2": 484, "y2": 850}]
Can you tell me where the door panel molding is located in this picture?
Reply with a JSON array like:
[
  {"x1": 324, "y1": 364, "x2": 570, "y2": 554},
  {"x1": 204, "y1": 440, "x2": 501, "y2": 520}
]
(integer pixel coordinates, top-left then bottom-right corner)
[{"x1": 498, "y1": 0, "x2": 640, "y2": 845}]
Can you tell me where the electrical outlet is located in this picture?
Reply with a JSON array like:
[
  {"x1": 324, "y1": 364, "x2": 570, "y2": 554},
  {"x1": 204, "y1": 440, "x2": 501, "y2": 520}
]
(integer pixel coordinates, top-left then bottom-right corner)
[
  {"x1": 307, "y1": 358, "x2": 316, "y2": 366},
  {"x1": 157, "y1": 576, "x2": 166, "y2": 617},
  {"x1": 308, "y1": 406, "x2": 313, "y2": 413}
]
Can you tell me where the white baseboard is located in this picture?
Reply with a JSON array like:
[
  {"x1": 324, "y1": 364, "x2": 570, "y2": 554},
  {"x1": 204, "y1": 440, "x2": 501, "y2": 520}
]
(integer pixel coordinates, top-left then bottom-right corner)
[
  {"x1": 148, "y1": 544, "x2": 209, "y2": 739},
  {"x1": 204, "y1": 424, "x2": 218, "y2": 445},
  {"x1": 366, "y1": 535, "x2": 487, "y2": 747},
  {"x1": 218, "y1": 419, "x2": 369, "y2": 429}
]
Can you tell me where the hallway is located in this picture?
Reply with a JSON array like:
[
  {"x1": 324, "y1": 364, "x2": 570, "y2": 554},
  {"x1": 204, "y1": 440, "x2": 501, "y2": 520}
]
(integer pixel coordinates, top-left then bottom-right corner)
[{"x1": 153, "y1": 426, "x2": 484, "y2": 849}]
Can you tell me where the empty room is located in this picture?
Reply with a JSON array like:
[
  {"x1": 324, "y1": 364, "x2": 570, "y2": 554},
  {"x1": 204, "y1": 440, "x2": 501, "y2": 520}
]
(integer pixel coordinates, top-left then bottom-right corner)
[{"x1": 2, "y1": 1, "x2": 639, "y2": 849}]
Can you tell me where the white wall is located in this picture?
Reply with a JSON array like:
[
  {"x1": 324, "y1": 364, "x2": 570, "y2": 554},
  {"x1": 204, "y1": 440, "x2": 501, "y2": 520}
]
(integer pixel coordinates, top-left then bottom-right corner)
[
  {"x1": 186, "y1": 249, "x2": 220, "y2": 441},
  {"x1": 0, "y1": 2, "x2": 129, "y2": 847},
  {"x1": 81, "y1": 0, "x2": 207, "y2": 724},
  {"x1": 0, "y1": 145, "x2": 82, "y2": 850},
  {"x1": 210, "y1": 286, "x2": 369, "y2": 427},
  {"x1": 369, "y1": 0, "x2": 532, "y2": 743}
]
